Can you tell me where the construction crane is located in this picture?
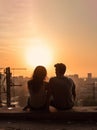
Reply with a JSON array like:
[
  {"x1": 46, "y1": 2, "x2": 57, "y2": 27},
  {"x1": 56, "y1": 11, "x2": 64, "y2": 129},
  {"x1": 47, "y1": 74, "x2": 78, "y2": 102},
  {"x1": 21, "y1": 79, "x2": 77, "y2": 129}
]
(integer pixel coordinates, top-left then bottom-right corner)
[{"x1": 0, "y1": 67, "x2": 27, "y2": 107}]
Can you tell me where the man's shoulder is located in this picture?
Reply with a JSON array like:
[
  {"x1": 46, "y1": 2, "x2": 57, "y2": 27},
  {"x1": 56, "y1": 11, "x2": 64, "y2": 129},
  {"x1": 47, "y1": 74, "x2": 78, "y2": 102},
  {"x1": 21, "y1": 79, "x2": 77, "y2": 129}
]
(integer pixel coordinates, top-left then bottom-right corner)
[
  {"x1": 67, "y1": 78, "x2": 76, "y2": 87},
  {"x1": 50, "y1": 76, "x2": 69, "y2": 80},
  {"x1": 62, "y1": 76, "x2": 75, "y2": 86},
  {"x1": 49, "y1": 76, "x2": 69, "y2": 82},
  {"x1": 49, "y1": 77, "x2": 58, "y2": 84},
  {"x1": 67, "y1": 77, "x2": 75, "y2": 83},
  {"x1": 49, "y1": 77, "x2": 57, "y2": 81}
]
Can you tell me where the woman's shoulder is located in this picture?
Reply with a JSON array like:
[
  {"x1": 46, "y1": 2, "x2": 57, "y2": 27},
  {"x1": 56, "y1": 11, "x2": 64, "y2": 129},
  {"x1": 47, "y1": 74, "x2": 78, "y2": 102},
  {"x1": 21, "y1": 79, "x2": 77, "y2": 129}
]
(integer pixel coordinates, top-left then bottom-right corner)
[
  {"x1": 43, "y1": 81, "x2": 49, "y2": 86},
  {"x1": 28, "y1": 80, "x2": 33, "y2": 86},
  {"x1": 43, "y1": 81, "x2": 49, "y2": 90}
]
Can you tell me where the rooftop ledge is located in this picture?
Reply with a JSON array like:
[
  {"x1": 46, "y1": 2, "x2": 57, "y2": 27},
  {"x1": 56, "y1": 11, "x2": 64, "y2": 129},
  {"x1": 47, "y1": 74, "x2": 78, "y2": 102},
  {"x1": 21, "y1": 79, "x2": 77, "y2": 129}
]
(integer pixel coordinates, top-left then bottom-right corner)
[{"x1": 0, "y1": 106, "x2": 97, "y2": 121}]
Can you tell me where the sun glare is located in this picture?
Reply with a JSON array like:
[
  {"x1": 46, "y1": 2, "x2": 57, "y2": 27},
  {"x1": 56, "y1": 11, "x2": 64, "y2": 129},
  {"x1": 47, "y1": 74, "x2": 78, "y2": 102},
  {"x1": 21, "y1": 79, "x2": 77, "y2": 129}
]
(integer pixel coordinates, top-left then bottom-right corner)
[{"x1": 25, "y1": 42, "x2": 53, "y2": 68}]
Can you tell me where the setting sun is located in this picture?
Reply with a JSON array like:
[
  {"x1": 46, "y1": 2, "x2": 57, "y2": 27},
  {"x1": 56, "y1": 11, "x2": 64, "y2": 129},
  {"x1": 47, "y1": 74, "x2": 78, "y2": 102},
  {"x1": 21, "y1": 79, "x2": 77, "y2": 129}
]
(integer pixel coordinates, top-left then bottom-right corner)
[{"x1": 25, "y1": 42, "x2": 53, "y2": 68}]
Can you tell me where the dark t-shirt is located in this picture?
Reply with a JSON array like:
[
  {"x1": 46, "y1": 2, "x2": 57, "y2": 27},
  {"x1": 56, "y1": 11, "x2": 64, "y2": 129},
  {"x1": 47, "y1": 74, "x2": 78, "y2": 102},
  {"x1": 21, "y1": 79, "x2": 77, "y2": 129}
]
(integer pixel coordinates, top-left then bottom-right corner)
[{"x1": 49, "y1": 76, "x2": 76, "y2": 109}]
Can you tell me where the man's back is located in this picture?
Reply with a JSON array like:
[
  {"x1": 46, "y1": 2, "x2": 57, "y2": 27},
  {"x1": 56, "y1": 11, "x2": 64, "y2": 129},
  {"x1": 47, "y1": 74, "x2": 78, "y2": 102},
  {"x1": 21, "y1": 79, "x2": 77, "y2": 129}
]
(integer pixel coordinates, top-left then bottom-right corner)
[{"x1": 49, "y1": 76, "x2": 76, "y2": 109}]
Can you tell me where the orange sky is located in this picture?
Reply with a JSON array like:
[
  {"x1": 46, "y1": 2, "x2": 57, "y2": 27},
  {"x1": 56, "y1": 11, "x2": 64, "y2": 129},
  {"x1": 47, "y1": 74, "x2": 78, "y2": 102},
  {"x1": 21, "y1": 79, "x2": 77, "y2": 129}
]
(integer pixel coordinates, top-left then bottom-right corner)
[{"x1": 0, "y1": 0, "x2": 97, "y2": 78}]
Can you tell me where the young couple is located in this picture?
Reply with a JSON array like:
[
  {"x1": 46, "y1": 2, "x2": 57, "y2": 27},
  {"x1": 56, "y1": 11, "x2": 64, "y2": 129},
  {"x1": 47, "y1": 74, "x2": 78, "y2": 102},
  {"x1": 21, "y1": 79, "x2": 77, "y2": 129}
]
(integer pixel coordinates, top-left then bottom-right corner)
[{"x1": 23, "y1": 63, "x2": 76, "y2": 112}]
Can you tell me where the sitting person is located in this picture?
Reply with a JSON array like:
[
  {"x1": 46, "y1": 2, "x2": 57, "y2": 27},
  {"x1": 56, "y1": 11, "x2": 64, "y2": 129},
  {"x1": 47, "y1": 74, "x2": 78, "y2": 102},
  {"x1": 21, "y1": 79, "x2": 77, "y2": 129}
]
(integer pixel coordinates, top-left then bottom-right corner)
[
  {"x1": 23, "y1": 65, "x2": 49, "y2": 111},
  {"x1": 49, "y1": 63, "x2": 76, "y2": 110}
]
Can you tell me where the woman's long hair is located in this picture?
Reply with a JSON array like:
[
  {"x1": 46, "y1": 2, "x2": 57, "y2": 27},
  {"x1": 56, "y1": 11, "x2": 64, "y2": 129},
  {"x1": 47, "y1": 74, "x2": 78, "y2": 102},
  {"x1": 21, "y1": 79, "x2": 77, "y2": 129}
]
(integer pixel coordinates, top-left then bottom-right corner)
[{"x1": 31, "y1": 66, "x2": 47, "y2": 92}]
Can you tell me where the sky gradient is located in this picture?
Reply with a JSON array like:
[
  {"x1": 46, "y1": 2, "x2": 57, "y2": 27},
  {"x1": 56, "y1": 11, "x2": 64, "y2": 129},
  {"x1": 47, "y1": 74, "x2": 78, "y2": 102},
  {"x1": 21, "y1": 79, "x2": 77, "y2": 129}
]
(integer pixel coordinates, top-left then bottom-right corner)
[{"x1": 0, "y1": 0, "x2": 97, "y2": 77}]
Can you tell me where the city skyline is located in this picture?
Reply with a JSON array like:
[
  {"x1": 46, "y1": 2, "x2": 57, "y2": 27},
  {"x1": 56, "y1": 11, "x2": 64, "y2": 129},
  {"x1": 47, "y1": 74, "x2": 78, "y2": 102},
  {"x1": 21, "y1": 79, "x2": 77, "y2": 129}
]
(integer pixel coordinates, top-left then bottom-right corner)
[
  {"x1": 0, "y1": 0, "x2": 97, "y2": 77},
  {"x1": 0, "y1": 66, "x2": 96, "y2": 78}
]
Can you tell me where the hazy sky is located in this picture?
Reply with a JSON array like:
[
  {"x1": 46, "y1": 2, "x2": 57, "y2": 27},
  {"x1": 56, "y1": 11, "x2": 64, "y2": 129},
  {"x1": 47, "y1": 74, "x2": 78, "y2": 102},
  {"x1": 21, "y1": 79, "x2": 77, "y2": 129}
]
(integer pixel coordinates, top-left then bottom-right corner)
[{"x1": 0, "y1": 0, "x2": 97, "y2": 77}]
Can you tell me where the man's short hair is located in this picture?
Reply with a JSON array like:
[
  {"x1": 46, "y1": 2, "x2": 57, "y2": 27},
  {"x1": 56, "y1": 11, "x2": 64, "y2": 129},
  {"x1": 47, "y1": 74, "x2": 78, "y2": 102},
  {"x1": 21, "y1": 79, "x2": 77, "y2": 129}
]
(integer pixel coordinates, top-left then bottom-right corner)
[{"x1": 54, "y1": 63, "x2": 66, "y2": 75}]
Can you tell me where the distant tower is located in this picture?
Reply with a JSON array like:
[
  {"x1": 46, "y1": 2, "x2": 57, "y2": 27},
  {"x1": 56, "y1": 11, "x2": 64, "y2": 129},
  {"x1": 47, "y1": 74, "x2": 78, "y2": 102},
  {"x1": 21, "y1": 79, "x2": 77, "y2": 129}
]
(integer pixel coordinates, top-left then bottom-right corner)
[
  {"x1": 87, "y1": 73, "x2": 92, "y2": 79},
  {"x1": 74, "y1": 74, "x2": 79, "y2": 79}
]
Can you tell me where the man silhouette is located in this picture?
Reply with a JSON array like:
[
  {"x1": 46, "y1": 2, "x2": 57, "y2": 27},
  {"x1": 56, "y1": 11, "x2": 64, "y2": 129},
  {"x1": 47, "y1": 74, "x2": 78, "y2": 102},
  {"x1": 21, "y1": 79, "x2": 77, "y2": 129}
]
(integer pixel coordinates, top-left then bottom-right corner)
[{"x1": 49, "y1": 63, "x2": 76, "y2": 110}]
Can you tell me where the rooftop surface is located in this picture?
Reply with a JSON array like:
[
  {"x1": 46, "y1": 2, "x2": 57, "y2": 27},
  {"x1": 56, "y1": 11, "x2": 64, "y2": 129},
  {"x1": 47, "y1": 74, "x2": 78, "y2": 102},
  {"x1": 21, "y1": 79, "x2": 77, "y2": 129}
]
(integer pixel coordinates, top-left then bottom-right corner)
[
  {"x1": 0, "y1": 106, "x2": 97, "y2": 121},
  {"x1": 0, "y1": 106, "x2": 97, "y2": 130}
]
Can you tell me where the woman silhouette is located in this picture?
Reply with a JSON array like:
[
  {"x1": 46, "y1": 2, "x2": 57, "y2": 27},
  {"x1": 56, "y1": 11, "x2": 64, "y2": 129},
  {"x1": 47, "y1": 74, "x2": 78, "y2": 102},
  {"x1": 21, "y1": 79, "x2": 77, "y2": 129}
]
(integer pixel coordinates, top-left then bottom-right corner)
[{"x1": 23, "y1": 65, "x2": 49, "y2": 111}]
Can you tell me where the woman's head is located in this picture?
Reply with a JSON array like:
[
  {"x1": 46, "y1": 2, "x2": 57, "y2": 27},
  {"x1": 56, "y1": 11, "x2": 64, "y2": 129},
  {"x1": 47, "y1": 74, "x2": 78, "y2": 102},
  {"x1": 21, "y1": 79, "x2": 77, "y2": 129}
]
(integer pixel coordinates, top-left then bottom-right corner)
[
  {"x1": 33, "y1": 66, "x2": 47, "y2": 81},
  {"x1": 30, "y1": 66, "x2": 47, "y2": 93}
]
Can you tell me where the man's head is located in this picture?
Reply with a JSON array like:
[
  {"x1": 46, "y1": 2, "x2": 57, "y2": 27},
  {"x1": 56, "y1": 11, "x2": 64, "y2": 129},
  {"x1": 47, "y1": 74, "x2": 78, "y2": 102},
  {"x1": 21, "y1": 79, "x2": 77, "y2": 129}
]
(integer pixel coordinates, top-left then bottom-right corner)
[{"x1": 54, "y1": 63, "x2": 66, "y2": 76}]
